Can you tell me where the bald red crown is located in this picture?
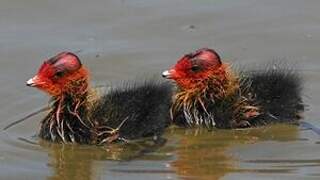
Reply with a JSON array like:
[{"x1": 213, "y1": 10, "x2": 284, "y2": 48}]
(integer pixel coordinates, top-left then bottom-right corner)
[
  {"x1": 176, "y1": 48, "x2": 221, "y2": 70},
  {"x1": 38, "y1": 52, "x2": 81, "y2": 77}
]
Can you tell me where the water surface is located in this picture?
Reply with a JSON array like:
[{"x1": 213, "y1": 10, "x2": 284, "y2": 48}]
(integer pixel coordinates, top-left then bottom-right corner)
[{"x1": 0, "y1": 0, "x2": 320, "y2": 179}]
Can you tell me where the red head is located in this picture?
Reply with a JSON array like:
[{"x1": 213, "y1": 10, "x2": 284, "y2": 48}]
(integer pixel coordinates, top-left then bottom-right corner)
[
  {"x1": 26, "y1": 52, "x2": 89, "y2": 97},
  {"x1": 162, "y1": 48, "x2": 223, "y2": 89}
]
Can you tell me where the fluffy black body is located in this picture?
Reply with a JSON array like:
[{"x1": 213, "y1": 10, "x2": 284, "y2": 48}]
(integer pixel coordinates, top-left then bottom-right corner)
[
  {"x1": 174, "y1": 66, "x2": 304, "y2": 129},
  {"x1": 91, "y1": 81, "x2": 172, "y2": 140},
  {"x1": 246, "y1": 67, "x2": 304, "y2": 126},
  {"x1": 40, "y1": 81, "x2": 172, "y2": 144}
]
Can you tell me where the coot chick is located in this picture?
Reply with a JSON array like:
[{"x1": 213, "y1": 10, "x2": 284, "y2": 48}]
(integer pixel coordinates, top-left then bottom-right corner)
[
  {"x1": 162, "y1": 48, "x2": 304, "y2": 129},
  {"x1": 26, "y1": 52, "x2": 172, "y2": 144}
]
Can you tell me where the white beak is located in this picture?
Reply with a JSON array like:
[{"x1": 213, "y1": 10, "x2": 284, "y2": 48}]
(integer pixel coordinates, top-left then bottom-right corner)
[
  {"x1": 26, "y1": 76, "x2": 38, "y2": 87},
  {"x1": 162, "y1": 70, "x2": 171, "y2": 78}
]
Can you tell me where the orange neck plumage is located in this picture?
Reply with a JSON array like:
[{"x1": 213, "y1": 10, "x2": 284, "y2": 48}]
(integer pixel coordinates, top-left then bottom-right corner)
[
  {"x1": 171, "y1": 63, "x2": 261, "y2": 128},
  {"x1": 170, "y1": 63, "x2": 240, "y2": 126},
  {"x1": 60, "y1": 67, "x2": 90, "y2": 98}
]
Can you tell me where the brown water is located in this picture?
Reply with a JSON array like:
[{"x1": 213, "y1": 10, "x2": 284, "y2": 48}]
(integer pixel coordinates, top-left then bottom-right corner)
[{"x1": 0, "y1": 0, "x2": 320, "y2": 179}]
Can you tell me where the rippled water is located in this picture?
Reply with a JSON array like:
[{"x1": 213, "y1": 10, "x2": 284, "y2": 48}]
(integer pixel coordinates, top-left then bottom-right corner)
[{"x1": 1, "y1": 0, "x2": 320, "y2": 179}]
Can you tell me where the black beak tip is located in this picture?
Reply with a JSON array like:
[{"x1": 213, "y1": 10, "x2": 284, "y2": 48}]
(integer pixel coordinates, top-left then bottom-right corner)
[
  {"x1": 26, "y1": 78, "x2": 36, "y2": 87},
  {"x1": 162, "y1": 70, "x2": 171, "y2": 79}
]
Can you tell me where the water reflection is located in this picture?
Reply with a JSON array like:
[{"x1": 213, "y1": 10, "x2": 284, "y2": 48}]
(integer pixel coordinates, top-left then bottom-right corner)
[
  {"x1": 14, "y1": 125, "x2": 301, "y2": 180},
  {"x1": 39, "y1": 138, "x2": 167, "y2": 180},
  {"x1": 169, "y1": 125, "x2": 300, "y2": 179}
]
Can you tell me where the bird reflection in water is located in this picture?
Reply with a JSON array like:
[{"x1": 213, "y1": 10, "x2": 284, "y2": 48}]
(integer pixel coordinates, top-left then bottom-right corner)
[
  {"x1": 169, "y1": 124, "x2": 299, "y2": 180},
  {"x1": 22, "y1": 124, "x2": 299, "y2": 180},
  {"x1": 38, "y1": 137, "x2": 167, "y2": 180}
]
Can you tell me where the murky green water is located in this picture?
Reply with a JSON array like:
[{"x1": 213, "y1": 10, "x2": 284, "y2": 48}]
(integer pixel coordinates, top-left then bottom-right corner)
[{"x1": 0, "y1": 0, "x2": 320, "y2": 179}]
